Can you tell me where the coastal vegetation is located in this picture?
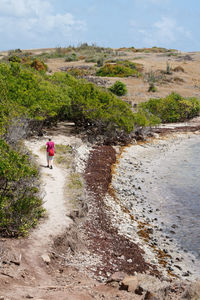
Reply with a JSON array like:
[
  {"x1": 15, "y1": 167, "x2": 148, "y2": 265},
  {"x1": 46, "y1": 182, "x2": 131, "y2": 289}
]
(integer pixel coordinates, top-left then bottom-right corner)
[
  {"x1": 96, "y1": 60, "x2": 141, "y2": 77},
  {"x1": 0, "y1": 139, "x2": 43, "y2": 236},
  {"x1": 0, "y1": 48, "x2": 200, "y2": 237},
  {"x1": 139, "y1": 92, "x2": 200, "y2": 123},
  {"x1": 109, "y1": 80, "x2": 128, "y2": 96}
]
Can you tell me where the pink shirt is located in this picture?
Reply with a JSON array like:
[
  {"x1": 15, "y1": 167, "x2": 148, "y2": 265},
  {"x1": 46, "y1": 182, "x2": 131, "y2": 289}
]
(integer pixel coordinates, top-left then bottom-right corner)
[{"x1": 46, "y1": 141, "x2": 55, "y2": 152}]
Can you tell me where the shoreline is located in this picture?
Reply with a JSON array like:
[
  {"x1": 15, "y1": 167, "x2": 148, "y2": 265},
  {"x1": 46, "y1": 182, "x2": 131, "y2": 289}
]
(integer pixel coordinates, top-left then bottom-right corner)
[{"x1": 106, "y1": 132, "x2": 200, "y2": 281}]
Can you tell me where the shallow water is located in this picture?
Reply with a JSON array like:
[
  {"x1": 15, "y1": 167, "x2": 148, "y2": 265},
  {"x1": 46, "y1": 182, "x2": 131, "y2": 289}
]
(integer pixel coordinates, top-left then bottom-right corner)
[{"x1": 153, "y1": 136, "x2": 200, "y2": 259}]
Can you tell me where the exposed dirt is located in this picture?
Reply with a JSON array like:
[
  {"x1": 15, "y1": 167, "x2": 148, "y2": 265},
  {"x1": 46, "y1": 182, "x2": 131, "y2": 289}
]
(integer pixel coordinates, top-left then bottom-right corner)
[
  {"x1": 0, "y1": 127, "x2": 151, "y2": 299},
  {"x1": 45, "y1": 50, "x2": 200, "y2": 106}
]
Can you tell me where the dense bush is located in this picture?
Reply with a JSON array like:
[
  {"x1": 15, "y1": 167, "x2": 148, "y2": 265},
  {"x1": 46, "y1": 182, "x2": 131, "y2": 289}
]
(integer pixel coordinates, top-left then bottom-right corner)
[
  {"x1": 8, "y1": 55, "x2": 21, "y2": 63},
  {"x1": 0, "y1": 62, "x2": 71, "y2": 122},
  {"x1": 96, "y1": 60, "x2": 141, "y2": 77},
  {"x1": 109, "y1": 80, "x2": 127, "y2": 96},
  {"x1": 0, "y1": 139, "x2": 44, "y2": 236},
  {"x1": 30, "y1": 59, "x2": 48, "y2": 72},
  {"x1": 139, "y1": 93, "x2": 200, "y2": 123},
  {"x1": 65, "y1": 53, "x2": 78, "y2": 62}
]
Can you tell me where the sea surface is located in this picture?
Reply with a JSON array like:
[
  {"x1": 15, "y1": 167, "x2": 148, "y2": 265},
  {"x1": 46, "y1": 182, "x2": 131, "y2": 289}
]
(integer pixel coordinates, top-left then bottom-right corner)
[{"x1": 146, "y1": 135, "x2": 200, "y2": 259}]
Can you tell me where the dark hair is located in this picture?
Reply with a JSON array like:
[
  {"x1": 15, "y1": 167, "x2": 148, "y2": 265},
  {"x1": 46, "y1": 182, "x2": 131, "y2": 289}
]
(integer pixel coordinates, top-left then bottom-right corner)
[{"x1": 48, "y1": 138, "x2": 51, "y2": 141}]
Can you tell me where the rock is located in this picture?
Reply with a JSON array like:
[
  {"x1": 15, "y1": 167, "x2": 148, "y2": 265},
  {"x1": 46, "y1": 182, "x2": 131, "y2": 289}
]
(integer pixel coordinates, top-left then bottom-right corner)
[
  {"x1": 121, "y1": 275, "x2": 139, "y2": 292},
  {"x1": 69, "y1": 210, "x2": 80, "y2": 220},
  {"x1": 182, "y1": 271, "x2": 190, "y2": 277},
  {"x1": 189, "y1": 280, "x2": 200, "y2": 298},
  {"x1": 10, "y1": 253, "x2": 22, "y2": 266},
  {"x1": 107, "y1": 271, "x2": 127, "y2": 283},
  {"x1": 144, "y1": 291, "x2": 160, "y2": 300},
  {"x1": 26, "y1": 295, "x2": 34, "y2": 299},
  {"x1": 41, "y1": 254, "x2": 51, "y2": 264},
  {"x1": 137, "y1": 274, "x2": 170, "y2": 298}
]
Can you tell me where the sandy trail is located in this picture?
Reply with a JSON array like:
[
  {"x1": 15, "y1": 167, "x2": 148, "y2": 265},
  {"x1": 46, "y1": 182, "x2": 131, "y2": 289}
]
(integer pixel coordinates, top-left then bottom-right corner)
[
  {"x1": 22, "y1": 136, "x2": 73, "y2": 278},
  {"x1": 5, "y1": 136, "x2": 72, "y2": 285},
  {"x1": 0, "y1": 132, "x2": 91, "y2": 299},
  {"x1": 26, "y1": 138, "x2": 72, "y2": 245}
]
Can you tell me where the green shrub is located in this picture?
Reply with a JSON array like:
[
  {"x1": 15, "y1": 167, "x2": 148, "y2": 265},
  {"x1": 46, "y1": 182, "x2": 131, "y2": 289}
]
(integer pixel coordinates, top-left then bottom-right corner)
[
  {"x1": 65, "y1": 53, "x2": 78, "y2": 62},
  {"x1": 97, "y1": 57, "x2": 104, "y2": 67},
  {"x1": 30, "y1": 59, "x2": 48, "y2": 72},
  {"x1": 109, "y1": 81, "x2": 127, "y2": 96},
  {"x1": 139, "y1": 92, "x2": 200, "y2": 123},
  {"x1": 148, "y1": 83, "x2": 157, "y2": 93},
  {"x1": 8, "y1": 55, "x2": 21, "y2": 63},
  {"x1": 0, "y1": 139, "x2": 44, "y2": 236},
  {"x1": 96, "y1": 60, "x2": 141, "y2": 77},
  {"x1": 85, "y1": 57, "x2": 98, "y2": 63}
]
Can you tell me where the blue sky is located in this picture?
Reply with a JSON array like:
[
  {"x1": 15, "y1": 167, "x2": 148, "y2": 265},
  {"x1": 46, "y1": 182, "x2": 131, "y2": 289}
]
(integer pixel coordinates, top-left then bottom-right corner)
[{"x1": 0, "y1": 0, "x2": 199, "y2": 51}]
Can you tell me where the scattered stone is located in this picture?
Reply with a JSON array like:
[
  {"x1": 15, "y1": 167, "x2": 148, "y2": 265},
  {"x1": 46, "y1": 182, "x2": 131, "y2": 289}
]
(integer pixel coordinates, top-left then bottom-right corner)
[
  {"x1": 182, "y1": 271, "x2": 190, "y2": 277},
  {"x1": 137, "y1": 274, "x2": 170, "y2": 298},
  {"x1": 26, "y1": 295, "x2": 34, "y2": 299},
  {"x1": 144, "y1": 291, "x2": 160, "y2": 300},
  {"x1": 41, "y1": 254, "x2": 51, "y2": 264},
  {"x1": 107, "y1": 272, "x2": 127, "y2": 283},
  {"x1": 171, "y1": 224, "x2": 178, "y2": 229},
  {"x1": 69, "y1": 210, "x2": 80, "y2": 220},
  {"x1": 10, "y1": 253, "x2": 22, "y2": 266},
  {"x1": 174, "y1": 265, "x2": 182, "y2": 271},
  {"x1": 185, "y1": 280, "x2": 200, "y2": 299},
  {"x1": 121, "y1": 275, "x2": 139, "y2": 292}
]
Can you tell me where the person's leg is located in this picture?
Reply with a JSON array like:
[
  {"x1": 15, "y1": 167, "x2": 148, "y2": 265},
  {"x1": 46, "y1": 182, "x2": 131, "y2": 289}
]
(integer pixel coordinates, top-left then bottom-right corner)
[
  {"x1": 49, "y1": 156, "x2": 53, "y2": 169},
  {"x1": 47, "y1": 152, "x2": 49, "y2": 167}
]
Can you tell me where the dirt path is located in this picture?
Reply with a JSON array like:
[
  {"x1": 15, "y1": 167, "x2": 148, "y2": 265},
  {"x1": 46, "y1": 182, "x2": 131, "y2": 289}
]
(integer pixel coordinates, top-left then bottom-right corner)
[
  {"x1": 0, "y1": 134, "x2": 75, "y2": 298},
  {"x1": 23, "y1": 137, "x2": 73, "y2": 277}
]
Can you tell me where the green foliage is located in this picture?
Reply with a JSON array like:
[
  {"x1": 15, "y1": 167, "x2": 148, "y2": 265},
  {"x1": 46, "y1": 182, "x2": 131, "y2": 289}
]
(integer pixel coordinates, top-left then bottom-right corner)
[
  {"x1": 0, "y1": 62, "x2": 71, "y2": 124},
  {"x1": 109, "y1": 80, "x2": 127, "y2": 96},
  {"x1": 96, "y1": 60, "x2": 141, "y2": 77},
  {"x1": 0, "y1": 61, "x2": 160, "y2": 139},
  {"x1": 0, "y1": 139, "x2": 44, "y2": 236},
  {"x1": 30, "y1": 59, "x2": 48, "y2": 72},
  {"x1": 69, "y1": 78, "x2": 136, "y2": 133},
  {"x1": 65, "y1": 53, "x2": 78, "y2": 62},
  {"x1": 139, "y1": 93, "x2": 200, "y2": 123},
  {"x1": 8, "y1": 55, "x2": 21, "y2": 63},
  {"x1": 148, "y1": 83, "x2": 157, "y2": 93},
  {"x1": 65, "y1": 67, "x2": 91, "y2": 78},
  {"x1": 97, "y1": 56, "x2": 104, "y2": 67}
]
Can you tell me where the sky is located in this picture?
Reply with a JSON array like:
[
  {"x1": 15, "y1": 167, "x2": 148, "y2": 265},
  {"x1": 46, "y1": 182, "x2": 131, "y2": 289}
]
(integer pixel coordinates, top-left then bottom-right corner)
[{"x1": 0, "y1": 0, "x2": 199, "y2": 52}]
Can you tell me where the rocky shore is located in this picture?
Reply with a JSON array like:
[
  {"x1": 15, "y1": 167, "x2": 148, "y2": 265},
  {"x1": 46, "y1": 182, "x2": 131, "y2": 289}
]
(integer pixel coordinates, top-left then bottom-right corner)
[
  {"x1": 50, "y1": 131, "x2": 200, "y2": 299},
  {"x1": 107, "y1": 133, "x2": 200, "y2": 281}
]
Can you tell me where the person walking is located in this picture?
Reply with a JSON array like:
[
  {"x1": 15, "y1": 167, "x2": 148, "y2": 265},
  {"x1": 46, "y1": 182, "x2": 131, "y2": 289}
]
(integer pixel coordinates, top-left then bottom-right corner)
[{"x1": 46, "y1": 138, "x2": 55, "y2": 169}]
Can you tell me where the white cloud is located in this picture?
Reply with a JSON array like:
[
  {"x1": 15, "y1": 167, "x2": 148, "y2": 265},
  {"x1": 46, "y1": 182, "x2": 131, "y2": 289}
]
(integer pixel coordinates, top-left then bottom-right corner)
[
  {"x1": 0, "y1": 0, "x2": 86, "y2": 49},
  {"x1": 0, "y1": 0, "x2": 52, "y2": 17},
  {"x1": 130, "y1": 16, "x2": 192, "y2": 48}
]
